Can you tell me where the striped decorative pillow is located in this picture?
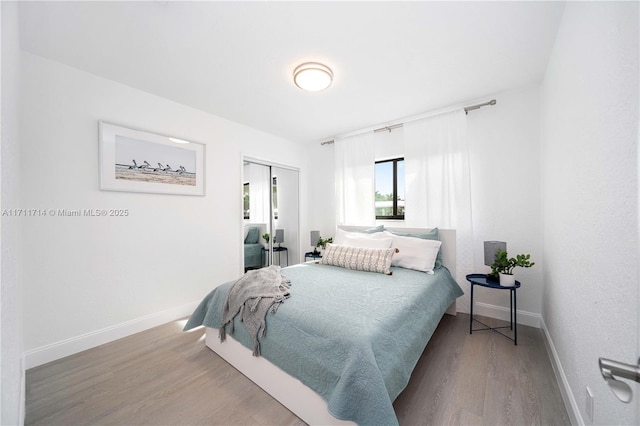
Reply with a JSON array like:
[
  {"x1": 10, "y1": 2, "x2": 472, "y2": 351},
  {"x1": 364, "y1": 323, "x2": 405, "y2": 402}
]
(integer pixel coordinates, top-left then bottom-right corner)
[{"x1": 320, "y1": 244, "x2": 395, "y2": 275}]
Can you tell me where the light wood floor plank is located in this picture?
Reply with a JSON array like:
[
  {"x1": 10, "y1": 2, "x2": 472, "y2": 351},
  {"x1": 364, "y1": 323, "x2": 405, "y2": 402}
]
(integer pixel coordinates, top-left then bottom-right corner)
[{"x1": 26, "y1": 313, "x2": 569, "y2": 425}]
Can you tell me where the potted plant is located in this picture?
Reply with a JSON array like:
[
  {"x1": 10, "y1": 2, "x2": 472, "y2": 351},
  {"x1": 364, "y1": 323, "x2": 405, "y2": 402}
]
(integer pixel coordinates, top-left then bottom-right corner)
[
  {"x1": 489, "y1": 249, "x2": 535, "y2": 287},
  {"x1": 262, "y1": 233, "x2": 270, "y2": 248},
  {"x1": 316, "y1": 236, "x2": 333, "y2": 255}
]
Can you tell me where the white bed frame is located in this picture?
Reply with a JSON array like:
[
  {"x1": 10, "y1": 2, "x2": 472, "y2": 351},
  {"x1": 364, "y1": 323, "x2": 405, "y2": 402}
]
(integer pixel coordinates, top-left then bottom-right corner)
[{"x1": 204, "y1": 228, "x2": 457, "y2": 425}]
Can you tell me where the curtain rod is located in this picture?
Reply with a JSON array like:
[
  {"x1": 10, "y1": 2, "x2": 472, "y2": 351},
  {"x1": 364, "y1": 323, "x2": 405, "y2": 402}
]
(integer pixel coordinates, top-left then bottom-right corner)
[{"x1": 320, "y1": 99, "x2": 496, "y2": 146}]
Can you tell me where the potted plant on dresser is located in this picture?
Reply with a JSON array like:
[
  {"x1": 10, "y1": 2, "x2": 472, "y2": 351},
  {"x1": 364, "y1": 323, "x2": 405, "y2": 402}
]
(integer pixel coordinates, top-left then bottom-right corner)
[{"x1": 489, "y1": 249, "x2": 535, "y2": 287}]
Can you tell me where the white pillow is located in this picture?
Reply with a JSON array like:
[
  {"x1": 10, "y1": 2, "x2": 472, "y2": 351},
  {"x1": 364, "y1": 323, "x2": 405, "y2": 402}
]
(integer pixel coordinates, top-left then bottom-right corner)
[
  {"x1": 333, "y1": 228, "x2": 355, "y2": 245},
  {"x1": 343, "y1": 234, "x2": 392, "y2": 249},
  {"x1": 387, "y1": 233, "x2": 442, "y2": 274},
  {"x1": 334, "y1": 228, "x2": 386, "y2": 246}
]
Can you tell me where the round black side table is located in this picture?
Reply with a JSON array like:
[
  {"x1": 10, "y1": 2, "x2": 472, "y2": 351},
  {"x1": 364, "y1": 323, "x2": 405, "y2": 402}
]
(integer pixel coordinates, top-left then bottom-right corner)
[{"x1": 466, "y1": 273, "x2": 521, "y2": 345}]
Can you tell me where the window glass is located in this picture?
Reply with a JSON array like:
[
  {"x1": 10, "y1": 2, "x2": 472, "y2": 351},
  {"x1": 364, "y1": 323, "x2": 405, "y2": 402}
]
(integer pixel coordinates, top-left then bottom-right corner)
[
  {"x1": 375, "y1": 161, "x2": 393, "y2": 217},
  {"x1": 375, "y1": 158, "x2": 404, "y2": 219}
]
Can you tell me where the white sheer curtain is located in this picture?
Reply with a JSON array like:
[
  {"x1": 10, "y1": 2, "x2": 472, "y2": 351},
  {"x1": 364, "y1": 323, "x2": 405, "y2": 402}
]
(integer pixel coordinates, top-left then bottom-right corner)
[
  {"x1": 404, "y1": 109, "x2": 473, "y2": 285},
  {"x1": 334, "y1": 132, "x2": 376, "y2": 226}
]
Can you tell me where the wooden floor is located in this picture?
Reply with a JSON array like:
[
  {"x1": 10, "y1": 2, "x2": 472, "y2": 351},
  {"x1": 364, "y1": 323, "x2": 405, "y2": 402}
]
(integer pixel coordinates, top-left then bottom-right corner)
[{"x1": 26, "y1": 313, "x2": 570, "y2": 425}]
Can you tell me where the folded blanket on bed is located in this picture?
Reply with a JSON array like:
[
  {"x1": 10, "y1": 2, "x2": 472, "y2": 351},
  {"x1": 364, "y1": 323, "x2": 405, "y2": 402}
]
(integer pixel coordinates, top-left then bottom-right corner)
[{"x1": 220, "y1": 265, "x2": 291, "y2": 356}]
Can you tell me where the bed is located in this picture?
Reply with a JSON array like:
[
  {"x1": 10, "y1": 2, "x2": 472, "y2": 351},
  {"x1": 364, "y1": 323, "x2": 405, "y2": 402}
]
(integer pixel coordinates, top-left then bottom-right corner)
[{"x1": 185, "y1": 227, "x2": 462, "y2": 425}]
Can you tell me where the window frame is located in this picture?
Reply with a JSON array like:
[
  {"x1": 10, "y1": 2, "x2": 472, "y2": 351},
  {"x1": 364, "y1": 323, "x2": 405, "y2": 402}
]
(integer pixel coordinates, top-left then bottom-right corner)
[{"x1": 375, "y1": 157, "x2": 405, "y2": 220}]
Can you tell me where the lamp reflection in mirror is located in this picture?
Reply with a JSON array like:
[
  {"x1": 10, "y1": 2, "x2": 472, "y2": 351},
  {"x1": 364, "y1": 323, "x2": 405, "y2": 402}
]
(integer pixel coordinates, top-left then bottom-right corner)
[
  {"x1": 484, "y1": 241, "x2": 507, "y2": 266},
  {"x1": 310, "y1": 230, "x2": 320, "y2": 255},
  {"x1": 275, "y1": 229, "x2": 284, "y2": 248}
]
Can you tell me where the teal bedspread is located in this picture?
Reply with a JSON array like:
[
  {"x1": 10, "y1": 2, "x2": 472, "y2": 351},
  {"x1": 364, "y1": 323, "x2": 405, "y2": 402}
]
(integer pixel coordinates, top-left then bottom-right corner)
[{"x1": 185, "y1": 262, "x2": 463, "y2": 426}]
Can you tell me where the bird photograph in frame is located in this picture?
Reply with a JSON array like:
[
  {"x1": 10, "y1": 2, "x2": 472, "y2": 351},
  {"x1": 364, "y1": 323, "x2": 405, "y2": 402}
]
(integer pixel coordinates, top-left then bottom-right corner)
[
  {"x1": 99, "y1": 122, "x2": 205, "y2": 196},
  {"x1": 115, "y1": 136, "x2": 196, "y2": 186}
]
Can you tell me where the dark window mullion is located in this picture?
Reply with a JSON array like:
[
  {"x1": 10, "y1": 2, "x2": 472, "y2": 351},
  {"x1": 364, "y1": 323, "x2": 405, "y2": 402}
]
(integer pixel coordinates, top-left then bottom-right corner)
[{"x1": 392, "y1": 160, "x2": 398, "y2": 216}]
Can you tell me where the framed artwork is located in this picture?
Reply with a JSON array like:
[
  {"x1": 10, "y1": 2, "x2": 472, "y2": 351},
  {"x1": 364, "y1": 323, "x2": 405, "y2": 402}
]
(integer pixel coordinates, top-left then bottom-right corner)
[{"x1": 99, "y1": 122, "x2": 205, "y2": 196}]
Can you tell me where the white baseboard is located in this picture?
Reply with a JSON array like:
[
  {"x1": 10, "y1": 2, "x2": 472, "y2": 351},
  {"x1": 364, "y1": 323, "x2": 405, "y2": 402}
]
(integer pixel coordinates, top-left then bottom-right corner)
[
  {"x1": 24, "y1": 301, "x2": 199, "y2": 369},
  {"x1": 20, "y1": 355, "x2": 26, "y2": 426},
  {"x1": 472, "y1": 301, "x2": 541, "y2": 328},
  {"x1": 540, "y1": 317, "x2": 583, "y2": 426}
]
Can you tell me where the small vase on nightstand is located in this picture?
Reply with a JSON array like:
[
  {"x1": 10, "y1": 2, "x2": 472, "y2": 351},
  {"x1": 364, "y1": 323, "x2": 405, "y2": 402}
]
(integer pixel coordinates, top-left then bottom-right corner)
[{"x1": 499, "y1": 273, "x2": 516, "y2": 287}]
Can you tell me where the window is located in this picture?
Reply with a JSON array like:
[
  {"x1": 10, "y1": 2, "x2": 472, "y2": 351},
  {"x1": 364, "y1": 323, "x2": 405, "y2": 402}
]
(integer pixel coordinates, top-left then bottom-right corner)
[{"x1": 375, "y1": 158, "x2": 405, "y2": 219}]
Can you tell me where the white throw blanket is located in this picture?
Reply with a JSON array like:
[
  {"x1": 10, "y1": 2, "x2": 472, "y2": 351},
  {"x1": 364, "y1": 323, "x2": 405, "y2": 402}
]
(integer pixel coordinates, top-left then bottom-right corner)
[{"x1": 219, "y1": 265, "x2": 291, "y2": 356}]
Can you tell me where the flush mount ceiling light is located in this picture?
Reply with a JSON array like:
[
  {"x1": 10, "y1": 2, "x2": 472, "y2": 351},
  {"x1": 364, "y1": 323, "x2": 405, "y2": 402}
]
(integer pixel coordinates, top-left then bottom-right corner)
[
  {"x1": 293, "y1": 62, "x2": 333, "y2": 92},
  {"x1": 169, "y1": 137, "x2": 190, "y2": 144}
]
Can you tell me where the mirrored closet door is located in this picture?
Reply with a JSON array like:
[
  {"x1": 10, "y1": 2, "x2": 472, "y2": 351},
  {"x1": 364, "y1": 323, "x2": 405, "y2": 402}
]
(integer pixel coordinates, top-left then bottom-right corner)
[{"x1": 243, "y1": 160, "x2": 299, "y2": 271}]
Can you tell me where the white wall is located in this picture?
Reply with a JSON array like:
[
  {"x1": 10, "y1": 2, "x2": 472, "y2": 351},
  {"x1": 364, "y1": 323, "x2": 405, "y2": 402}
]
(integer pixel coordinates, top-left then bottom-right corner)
[
  {"x1": 1, "y1": 1, "x2": 24, "y2": 424},
  {"x1": 468, "y1": 84, "x2": 543, "y2": 322},
  {"x1": 19, "y1": 52, "x2": 306, "y2": 366},
  {"x1": 541, "y1": 2, "x2": 638, "y2": 425},
  {"x1": 306, "y1": 85, "x2": 543, "y2": 320}
]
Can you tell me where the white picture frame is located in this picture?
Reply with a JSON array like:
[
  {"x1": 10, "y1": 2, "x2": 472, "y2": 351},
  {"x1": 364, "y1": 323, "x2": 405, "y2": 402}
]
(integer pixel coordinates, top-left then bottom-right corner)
[{"x1": 99, "y1": 122, "x2": 205, "y2": 196}]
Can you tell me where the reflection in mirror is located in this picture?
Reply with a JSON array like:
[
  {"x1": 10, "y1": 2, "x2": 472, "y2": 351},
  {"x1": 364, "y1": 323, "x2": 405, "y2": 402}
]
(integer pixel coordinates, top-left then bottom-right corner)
[
  {"x1": 243, "y1": 162, "x2": 271, "y2": 271},
  {"x1": 242, "y1": 160, "x2": 299, "y2": 272},
  {"x1": 272, "y1": 176, "x2": 278, "y2": 219},
  {"x1": 272, "y1": 167, "x2": 299, "y2": 268},
  {"x1": 243, "y1": 182, "x2": 250, "y2": 220}
]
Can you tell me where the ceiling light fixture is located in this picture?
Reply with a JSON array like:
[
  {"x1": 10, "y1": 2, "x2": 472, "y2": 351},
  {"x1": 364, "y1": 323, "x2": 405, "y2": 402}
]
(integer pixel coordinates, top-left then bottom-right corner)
[
  {"x1": 293, "y1": 62, "x2": 333, "y2": 92},
  {"x1": 169, "y1": 137, "x2": 190, "y2": 144}
]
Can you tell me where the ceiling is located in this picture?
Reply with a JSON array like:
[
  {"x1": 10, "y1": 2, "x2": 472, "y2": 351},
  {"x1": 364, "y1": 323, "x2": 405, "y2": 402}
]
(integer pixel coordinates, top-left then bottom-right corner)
[{"x1": 17, "y1": 1, "x2": 565, "y2": 143}]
